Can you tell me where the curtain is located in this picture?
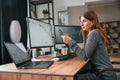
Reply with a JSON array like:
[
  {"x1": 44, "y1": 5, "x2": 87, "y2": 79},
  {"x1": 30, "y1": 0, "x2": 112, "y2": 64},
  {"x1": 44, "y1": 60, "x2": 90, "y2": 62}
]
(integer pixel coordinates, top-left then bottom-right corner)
[{"x1": 0, "y1": 0, "x2": 27, "y2": 64}]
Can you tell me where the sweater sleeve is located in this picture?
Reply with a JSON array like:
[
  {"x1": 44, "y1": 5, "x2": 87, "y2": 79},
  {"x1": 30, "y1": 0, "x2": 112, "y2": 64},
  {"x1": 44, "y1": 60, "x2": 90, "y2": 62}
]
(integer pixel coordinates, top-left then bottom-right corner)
[{"x1": 68, "y1": 30, "x2": 100, "y2": 60}]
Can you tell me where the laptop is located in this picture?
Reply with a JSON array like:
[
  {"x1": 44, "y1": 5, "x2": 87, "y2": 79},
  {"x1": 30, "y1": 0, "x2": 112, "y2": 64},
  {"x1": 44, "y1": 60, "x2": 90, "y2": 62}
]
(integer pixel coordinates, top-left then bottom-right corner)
[{"x1": 4, "y1": 42, "x2": 53, "y2": 69}]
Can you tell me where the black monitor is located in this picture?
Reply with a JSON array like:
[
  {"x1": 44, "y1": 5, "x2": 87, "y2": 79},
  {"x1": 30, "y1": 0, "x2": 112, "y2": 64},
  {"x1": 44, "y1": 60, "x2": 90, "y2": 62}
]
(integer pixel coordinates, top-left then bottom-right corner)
[
  {"x1": 26, "y1": 17, "x2": 54, "y2": 49},
  {"x1": 54, "y1": 25, "x2": 83, "y2": 44}
]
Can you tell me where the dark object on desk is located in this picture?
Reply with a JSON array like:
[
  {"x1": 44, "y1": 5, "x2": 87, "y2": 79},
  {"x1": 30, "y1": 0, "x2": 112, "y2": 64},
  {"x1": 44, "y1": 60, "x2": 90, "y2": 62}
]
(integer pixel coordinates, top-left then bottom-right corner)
[
  {"x1": 4, "y1": 42, "x2": 53, "y2": 69},
  {"x1": 53, "y1": 53, "x2": 75, "y2": 61}
]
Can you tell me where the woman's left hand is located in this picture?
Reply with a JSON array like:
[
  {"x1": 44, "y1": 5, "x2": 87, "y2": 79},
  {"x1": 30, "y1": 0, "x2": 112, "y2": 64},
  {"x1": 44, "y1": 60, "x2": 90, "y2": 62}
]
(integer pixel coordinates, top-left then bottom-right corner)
[{"x1": 61, "y1": 34, "x2": 72, "y2": 44}]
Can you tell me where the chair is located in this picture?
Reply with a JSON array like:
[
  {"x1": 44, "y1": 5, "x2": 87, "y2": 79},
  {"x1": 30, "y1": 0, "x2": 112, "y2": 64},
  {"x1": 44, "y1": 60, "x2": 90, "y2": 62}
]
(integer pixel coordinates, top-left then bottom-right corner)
[{"x1": 96, "y1": 68, "x2": 120, "y2": 80}]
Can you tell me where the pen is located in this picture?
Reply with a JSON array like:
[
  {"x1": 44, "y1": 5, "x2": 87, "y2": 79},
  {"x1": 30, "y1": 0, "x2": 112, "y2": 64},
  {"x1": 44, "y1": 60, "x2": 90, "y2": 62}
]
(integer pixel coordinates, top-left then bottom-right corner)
[{"x1": 58, "y1": 28, "x2": 64, "y2": 35}]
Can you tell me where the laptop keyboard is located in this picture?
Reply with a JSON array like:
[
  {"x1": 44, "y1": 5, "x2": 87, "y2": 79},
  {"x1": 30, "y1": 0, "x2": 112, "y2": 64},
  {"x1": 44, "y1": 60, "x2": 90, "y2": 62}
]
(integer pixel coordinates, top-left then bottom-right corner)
[
  {"x1": 27, "y1": 61, "x2": 40, "y2": 66},
  {"x1": 22, "y1": 61, "x2": 53, "y2": 68}
]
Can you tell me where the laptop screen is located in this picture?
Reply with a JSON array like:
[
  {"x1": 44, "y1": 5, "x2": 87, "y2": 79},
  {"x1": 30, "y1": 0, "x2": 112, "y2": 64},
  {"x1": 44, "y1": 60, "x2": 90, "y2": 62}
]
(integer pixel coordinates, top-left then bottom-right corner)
[{"x1": 4, "y1": 42, "x2": 31, "y2": 65}]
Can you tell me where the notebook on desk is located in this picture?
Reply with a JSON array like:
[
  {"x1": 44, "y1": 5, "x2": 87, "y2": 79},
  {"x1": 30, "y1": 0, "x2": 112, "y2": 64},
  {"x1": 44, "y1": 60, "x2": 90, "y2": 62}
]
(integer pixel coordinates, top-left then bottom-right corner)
[{"x1": 4, "y1": 42, "x2": 53, "y2": 69}]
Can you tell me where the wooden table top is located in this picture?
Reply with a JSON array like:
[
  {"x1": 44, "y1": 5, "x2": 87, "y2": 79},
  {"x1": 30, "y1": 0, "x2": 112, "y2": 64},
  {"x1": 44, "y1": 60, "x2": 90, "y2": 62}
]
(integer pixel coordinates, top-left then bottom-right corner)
[{"x1": 0, "y1": 56, "x2": 88, "y2": 77}]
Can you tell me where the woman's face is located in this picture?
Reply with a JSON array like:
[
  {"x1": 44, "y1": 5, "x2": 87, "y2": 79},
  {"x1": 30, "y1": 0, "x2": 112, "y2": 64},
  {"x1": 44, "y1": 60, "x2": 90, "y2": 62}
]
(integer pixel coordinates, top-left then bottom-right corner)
[{"x1": 80, "y1": 16, "x2": 93, "y2": 32}]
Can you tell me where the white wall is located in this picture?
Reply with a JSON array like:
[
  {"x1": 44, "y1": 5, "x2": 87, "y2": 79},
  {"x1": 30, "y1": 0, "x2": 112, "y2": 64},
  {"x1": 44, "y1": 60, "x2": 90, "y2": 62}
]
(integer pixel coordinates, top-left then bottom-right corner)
[
  {"x1": 68, "y1": 5, "x2": 88, "y2": 25},
  {"x1": 88, "y1": 3, "x2": 120, "y2": 22},
  {"x1": 53, "y1": 0, "x2": 101, "y2": 25}
]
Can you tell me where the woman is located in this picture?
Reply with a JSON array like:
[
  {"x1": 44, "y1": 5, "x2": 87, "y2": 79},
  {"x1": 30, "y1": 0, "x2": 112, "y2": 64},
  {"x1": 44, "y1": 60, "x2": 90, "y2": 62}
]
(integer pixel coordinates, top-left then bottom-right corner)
[{"x1": 61, "y1": 10, "x2": 117, "y2": 80}]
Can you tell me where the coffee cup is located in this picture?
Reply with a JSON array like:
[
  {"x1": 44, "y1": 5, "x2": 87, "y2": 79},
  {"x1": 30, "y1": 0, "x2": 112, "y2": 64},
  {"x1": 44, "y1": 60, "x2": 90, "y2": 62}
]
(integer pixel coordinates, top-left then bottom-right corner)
[{"x1": 61, "y1": 46, "x2": 68, "y2": 55}]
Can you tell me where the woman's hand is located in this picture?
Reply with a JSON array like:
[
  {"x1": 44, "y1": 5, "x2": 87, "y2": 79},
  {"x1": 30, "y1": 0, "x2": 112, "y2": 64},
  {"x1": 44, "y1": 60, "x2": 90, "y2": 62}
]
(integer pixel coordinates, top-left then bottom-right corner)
[{"x1": 61, "y1": 34, "x2": 72, "y2": 44}]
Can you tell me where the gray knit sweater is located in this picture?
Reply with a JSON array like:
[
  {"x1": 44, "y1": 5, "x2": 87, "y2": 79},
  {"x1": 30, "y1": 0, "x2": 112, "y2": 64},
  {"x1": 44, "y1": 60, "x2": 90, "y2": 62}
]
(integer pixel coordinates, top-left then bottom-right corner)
[
  {"x1": 68, "y1": 29, "x2": 112, "y2": 69},
  {"x1": 68, "y1": 29, "x2": 117, "y2": 80}
]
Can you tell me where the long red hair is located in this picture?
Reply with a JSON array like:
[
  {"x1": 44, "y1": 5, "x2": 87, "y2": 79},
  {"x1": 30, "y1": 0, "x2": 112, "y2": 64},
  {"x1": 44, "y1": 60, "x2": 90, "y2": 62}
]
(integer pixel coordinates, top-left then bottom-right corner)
[{"x1": 80, "y1": 10, "x2": 109, "y2": 47}]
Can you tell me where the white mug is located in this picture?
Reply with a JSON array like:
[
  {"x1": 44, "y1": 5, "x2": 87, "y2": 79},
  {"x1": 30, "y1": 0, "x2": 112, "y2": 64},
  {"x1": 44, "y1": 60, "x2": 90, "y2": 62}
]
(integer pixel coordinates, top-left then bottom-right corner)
[{"x1": 61, "y1": 46, "x2": 68, "y2": 55}]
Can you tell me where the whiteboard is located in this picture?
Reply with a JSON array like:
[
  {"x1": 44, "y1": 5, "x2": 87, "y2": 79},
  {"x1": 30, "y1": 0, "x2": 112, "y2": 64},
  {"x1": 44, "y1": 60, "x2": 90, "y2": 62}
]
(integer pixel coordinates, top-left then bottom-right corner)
[{"x1": 27, "y1": 18, "x2": 54, "y2": 48}]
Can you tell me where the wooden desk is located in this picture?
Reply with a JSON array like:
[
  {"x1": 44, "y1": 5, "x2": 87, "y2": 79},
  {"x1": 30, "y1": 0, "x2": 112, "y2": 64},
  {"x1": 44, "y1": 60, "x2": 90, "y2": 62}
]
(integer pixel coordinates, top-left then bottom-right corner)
[{"x1": 0, "y1": 56, "x2": 87, "y2": 80}]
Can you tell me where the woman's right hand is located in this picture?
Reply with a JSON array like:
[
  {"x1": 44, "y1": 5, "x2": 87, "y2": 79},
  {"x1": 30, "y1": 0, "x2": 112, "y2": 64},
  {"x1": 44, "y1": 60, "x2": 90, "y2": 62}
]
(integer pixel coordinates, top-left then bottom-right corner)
[{"x1": 61, "y1": 34, "x2": 72, "y2": 44}]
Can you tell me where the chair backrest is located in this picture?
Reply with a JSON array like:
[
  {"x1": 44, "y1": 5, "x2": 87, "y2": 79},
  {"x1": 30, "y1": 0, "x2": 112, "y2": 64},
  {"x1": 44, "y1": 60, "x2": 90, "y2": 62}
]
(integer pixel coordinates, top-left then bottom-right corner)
[{"x1": 96, "y1": 68, "x2": 120, "y2": 80}]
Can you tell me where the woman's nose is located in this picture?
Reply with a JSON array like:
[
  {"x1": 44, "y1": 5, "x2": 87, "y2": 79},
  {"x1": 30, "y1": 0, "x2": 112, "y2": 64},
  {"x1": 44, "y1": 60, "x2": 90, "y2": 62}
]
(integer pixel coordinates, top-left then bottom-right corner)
[{"x1": 80, "y1": 22, "x2": 83, "y2": 26}]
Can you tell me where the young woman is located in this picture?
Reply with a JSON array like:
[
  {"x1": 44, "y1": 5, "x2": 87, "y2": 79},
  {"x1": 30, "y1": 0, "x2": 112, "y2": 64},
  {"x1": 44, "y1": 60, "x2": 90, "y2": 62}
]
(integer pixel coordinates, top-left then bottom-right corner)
[{"x1": 61, "y1": 10, "x2": 117, "y2": 80}]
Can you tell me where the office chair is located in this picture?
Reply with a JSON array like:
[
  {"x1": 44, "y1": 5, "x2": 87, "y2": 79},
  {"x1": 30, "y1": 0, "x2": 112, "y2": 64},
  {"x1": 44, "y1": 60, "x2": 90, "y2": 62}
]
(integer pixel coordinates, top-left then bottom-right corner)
[{"x1": 96, "y1": 68, "x2": 120, "y2": 80}]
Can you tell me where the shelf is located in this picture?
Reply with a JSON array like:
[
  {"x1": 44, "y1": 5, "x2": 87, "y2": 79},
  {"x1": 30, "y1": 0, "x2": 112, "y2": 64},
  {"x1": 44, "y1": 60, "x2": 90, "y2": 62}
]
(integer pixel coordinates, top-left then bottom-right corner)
[
  {"x1": 107, "y1": 31, "x2": 120, "y2": 34},
  {"x1": 100, "y1": 21, "x2": 120, "y2": 54},
  {"x1": 106, "y1": 28, "x2": 120, "y2": 33},
  {"x1": 109, "y1": 33, "x2": 120, "y2": 38},
  {"x1": 30, "y1": 0, "x2": 53, "y2": 5},
  {"x1": 29, "y1": 0, "x2": 54, "y2": 24},
  {"x1": 28, "y1": 0, "x2": 55, "y2": 52}
]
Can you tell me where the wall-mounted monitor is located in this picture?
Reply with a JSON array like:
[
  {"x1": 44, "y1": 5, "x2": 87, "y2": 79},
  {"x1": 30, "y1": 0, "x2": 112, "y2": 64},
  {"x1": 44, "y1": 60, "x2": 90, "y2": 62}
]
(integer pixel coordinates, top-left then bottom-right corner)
[
  {"x1": 26, "y1": 17, "x2": 54, "y2": 49},
  {"x1": 54, "y1": 25, "x2": 83, "y2": 44}
]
